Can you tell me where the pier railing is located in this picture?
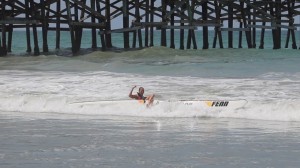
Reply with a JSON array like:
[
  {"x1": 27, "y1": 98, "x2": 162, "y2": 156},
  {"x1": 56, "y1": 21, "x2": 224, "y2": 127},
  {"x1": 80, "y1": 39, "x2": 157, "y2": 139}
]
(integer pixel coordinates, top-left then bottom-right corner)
[{"x1": 1, "y1": 0, "x2": 300, "y2": 56}]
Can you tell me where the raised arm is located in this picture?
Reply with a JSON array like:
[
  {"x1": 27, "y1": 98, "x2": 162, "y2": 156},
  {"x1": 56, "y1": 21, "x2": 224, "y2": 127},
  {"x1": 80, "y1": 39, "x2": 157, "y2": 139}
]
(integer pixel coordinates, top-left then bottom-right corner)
[{"x1": 129, "y1": 86, "x2": 138, "y2": 99}]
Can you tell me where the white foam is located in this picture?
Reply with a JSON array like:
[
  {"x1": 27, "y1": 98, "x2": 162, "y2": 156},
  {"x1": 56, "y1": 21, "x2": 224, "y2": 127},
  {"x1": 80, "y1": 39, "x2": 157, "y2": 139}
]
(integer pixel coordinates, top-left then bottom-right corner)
[
  {"x1": 0, "y1": 70, "x2": 300, "y2": 121},
  {"x1": 0, "y1": 94, "x2": 299, "y2": 122}
]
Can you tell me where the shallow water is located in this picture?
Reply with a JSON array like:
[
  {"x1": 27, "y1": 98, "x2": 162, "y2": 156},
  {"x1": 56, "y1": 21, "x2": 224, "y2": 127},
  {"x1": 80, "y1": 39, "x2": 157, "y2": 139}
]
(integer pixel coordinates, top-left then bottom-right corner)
[{"x1": 1, "y1": 113, "x2": 300, "y2": 168}]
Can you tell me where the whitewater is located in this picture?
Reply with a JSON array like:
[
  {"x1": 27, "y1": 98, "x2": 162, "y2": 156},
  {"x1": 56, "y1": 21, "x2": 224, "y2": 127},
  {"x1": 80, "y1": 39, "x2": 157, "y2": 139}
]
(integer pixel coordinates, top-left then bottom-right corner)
[{"x1": 0, "y1": 48, "x2": 300, "y2": 121}]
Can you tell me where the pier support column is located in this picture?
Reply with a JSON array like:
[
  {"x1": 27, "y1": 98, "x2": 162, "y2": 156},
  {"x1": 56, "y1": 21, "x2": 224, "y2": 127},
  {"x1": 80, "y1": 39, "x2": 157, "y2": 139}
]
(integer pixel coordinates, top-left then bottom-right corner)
[
  {"x1": 133, "y1": 0, "x2": 142, "y2": 48},
  {"x1": 145, "y1": 0, "x2": 150, "y2": 47},
  {"x1": 123, "y1": 0, "x2": 130, "y2": 49},
  {"x1": 228, "y1": 1, "x2": 233, "y2": 48},
  {"x1": 187, "y1": 0, "x2": 197, "y2": 49},
  {"x1": 271, "y1": 0, "x2": 281, "y2": 49},
  {"x1": 150, "y1": 0, "x2": 154, "y2": 47},
  {"x1": 41, "y1": 0, "x2": 49, "y2": 52},
  {"x1": 275, "y1": 0, "x2": 281, "y2": 49},
  {"x1": 0, "y1": 38, "x2": 4, "y2": 56},
  {"x1": 30, "y1": 0, "x2": 40, "y2": 55},
  {"x1": 180, "y1": 2, "x2": 186, "y2": 50},
  {"x1": 74, "y1": 0, "x2": 80, "y2": 52},
  {"x1": 246, "y1": 3, "x2": 252, "y2": 48},
  {"x1": 202, "y1": 0, "x2": 209, "y2": 49},
  {"x1": 238, "y1": 21, "x2": 243, "y2": 48},
  {"x1": 1, "y1": 25, "x2": 7, "y2": 56},
  {"x1": 187, "y1": 1, "x2": 192, "y2": 49},
  {"x1": 1, "y1": 1, "x2": 7, "y2": 55},
  {"x1": 91, "y1": 0, "x2": 97, "y2": 49},
  {"x1": 7, "y1": 1, "x2": 14, "y2": 53},
  {"x1": 213, "y1": 0, "x2": 223, "y2": 48},
  {"x1": 32, "y1": 24, "x2": 40, "y2": 55},
  {"x1": 252, "y1": 0, "x2": 257, "y2": 48},
  {"x1": 75, "y1": 0, "x2": 85, "y2": 51},
  {"x1": 259, "y1": 4, "x2": 267, "y2": 49},
  {"x1": 170, "y1": 1, "x2": 175, "y2": 49},
  {"x1": 259, "y1": 22, "x2": 266, "y2": 49},
  {"x1": 96, "y1": 0, "x2": 106, "y2": 50},
  {"x1": 66, "y1": 0, "x2": 76, "y2": 54},
  {"x1": 243, "y1": 1, "x2": 252, "y2": 48},
  {"x1": 25, "y1": 0, "x2": 32, "y2": 53},
  {"x1": 285, "y1": 0, "x2": 297, "y2": 49},
  {"x1": 56, "y1": 0, "x2": 61, "y2": 49},
  {"x1": 104, "y1": 0, "x2": 112, "y2": 48},
  {"x1": 7, "y1": 25, "x2": 13, "y2": 53},
  {"x1": 161, "y1": 0, "x2": 167, "y2": 47}
]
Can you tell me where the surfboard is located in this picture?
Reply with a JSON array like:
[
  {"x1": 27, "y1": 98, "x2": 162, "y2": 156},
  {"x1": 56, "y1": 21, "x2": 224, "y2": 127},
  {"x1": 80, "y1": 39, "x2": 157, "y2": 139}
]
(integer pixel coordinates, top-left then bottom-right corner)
[
  {"x1": 70, "y1": 99, "x2": 247, "y2": 110},
  {"x1": 166, "y1": 100, "x2": 247, "y2": 108}
]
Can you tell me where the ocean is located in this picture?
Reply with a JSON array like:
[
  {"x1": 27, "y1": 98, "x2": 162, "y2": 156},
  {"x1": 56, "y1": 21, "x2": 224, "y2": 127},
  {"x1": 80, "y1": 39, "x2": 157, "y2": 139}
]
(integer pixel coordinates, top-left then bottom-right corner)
[{"x1": 1, "y1": 30, "x2": 300, "y2": 167}]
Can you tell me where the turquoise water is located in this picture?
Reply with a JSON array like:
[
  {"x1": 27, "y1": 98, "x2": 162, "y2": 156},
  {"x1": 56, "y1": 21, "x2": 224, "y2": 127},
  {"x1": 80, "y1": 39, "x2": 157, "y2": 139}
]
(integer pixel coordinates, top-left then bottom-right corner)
[
  {"x1": 8, "y1": 30, "x2": 298, "y2": 54},
  {"x1": 1, "y1": 30, "x2": 300, "y2": 167}
]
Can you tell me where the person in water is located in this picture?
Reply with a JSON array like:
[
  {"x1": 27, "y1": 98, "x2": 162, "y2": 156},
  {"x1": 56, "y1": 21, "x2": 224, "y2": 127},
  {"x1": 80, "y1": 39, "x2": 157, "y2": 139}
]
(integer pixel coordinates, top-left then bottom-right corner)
[{"x1": 129, "y1": 86, "x2": 155, "y2": 107}]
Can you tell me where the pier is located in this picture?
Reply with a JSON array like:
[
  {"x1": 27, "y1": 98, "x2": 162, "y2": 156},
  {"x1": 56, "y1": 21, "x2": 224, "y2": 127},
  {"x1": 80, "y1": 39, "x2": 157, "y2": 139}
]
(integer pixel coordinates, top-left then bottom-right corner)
[{"x1": 1, "y1": 0, "x2": 300, "y2": 56}]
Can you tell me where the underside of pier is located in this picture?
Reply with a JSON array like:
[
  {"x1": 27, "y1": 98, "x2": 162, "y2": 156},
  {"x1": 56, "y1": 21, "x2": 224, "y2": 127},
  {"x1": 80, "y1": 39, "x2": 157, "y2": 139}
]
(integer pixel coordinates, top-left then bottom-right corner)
[{"x1": 1, "y1": 0, "x2": 300, "y2": 56}]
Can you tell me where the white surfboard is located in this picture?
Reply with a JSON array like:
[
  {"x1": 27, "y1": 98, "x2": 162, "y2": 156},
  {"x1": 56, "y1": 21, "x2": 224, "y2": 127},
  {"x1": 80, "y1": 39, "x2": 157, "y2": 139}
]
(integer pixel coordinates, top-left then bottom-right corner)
[
  {"x1": 70, "y1": 99, "x2": 247, "y2": 111},
  {"x1": 173, "y1": 100, "x2": 247, "y2": 109}
]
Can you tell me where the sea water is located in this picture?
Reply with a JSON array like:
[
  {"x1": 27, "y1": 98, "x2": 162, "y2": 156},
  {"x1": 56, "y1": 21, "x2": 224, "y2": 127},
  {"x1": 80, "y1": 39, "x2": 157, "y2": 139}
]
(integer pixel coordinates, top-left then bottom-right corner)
[{"x1": 1, "y1": 30, "x2": 300, "y2": 167}]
